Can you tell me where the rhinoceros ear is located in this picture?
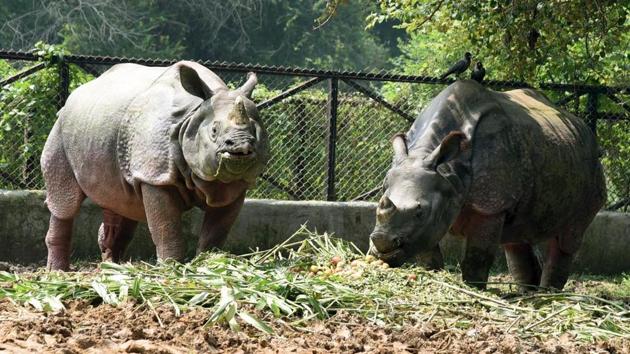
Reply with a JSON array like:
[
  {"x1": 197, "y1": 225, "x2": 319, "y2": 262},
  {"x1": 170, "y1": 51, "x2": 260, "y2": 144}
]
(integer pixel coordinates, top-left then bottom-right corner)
[
  {"x1": 392, "y1": 133, "x2": 408, "y2": 160},
  {"x1": 426, "y1": 131, "x2": 467, "y2": 170},
  {"x1": 179, "y1": 64, "x2": 214, "y2": 100},
  {"x1": 238, "y1": 72, "x2": 258, "y2": 98}
]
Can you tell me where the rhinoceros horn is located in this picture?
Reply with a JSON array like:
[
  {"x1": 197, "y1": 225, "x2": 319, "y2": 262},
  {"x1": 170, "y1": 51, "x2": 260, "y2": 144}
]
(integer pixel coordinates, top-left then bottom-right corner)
[
  {"x1": 238, "y1": 72, "x2": 258, "y2": 98},
  {"x1": 229, "y1": 96, "x2": 250, "y2": 126},
  {"x1": 377, "y1": 195, "x2": 397, "y2": 224}
]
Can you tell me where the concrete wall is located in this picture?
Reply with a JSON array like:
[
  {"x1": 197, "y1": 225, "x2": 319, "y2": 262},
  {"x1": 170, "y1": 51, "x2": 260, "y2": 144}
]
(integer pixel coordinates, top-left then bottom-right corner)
[{"x1": 1, "y1": 190, "x2": 628, "y2": 274}]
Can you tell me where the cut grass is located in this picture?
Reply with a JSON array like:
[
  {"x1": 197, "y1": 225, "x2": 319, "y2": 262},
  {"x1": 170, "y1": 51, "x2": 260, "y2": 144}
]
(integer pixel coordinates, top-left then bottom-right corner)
[{"x1": 0, "y1": 225, "x2": 628, "y2": 341}]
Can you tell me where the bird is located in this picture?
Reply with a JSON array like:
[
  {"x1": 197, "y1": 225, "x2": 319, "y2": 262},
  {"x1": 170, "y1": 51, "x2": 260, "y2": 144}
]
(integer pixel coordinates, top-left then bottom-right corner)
[
  {"x1": 471, "y1": 61, "x2": 486, "y2": 83},
  {"x1": 439, "y1": 52, "x2": 472, "y2": 80}
]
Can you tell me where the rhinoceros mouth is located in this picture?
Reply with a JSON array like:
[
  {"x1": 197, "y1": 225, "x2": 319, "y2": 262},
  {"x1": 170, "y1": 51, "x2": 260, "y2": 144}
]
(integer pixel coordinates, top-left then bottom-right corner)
[
  {"x1": 373, "y1": 247, "x2": 407, "y2": 267},
  {"x1": 370, "y1": 235, "x2": 407, "y2": 266},
  {"x1": 374, "y1": 247, "x2": 404, "y2": 259},
  {"x1": 213, "y1": 149, "x2": 258, "y2": 178},
  {"x1": 219, "y1": 150, "x2": 256, "y2": 160}
]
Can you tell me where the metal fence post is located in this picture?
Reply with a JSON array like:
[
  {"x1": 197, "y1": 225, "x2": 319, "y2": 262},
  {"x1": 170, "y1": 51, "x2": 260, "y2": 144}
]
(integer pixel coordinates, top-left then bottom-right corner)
[
  {"x1": 586, "y1": 92, "x2": 599, "y2": 136},
  {"x1": 57, "y1": 58, "x2": 70, "y2": 110},
  {"x1": 326, "y1": 78, "x2": 338, "y2": 201}
]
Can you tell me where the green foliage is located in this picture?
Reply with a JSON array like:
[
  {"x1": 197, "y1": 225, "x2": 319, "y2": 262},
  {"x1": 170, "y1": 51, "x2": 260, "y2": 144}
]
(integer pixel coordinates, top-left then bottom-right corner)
[
  {"x1": 369, "y1": 0, "x2": 629, "y2": 84},
  {"x1": 0, "y1": 1, "x2": 404, "y2": 70},
  {"x1": 598, "y1": 119, "x2": 630, "y2": 209},
  {"x1": 32, "y1": 42, "x2": 69, "y2": 63},
  {"x1": 0, "y1": 44, "x2": 93, "y2": 189}
]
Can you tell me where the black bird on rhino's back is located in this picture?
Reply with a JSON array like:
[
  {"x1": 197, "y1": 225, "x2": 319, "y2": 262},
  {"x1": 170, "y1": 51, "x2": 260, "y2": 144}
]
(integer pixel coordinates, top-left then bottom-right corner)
[
  {"x1": 440, "y1": 52, "x2": 472, "y2": 80},
  {"x1": 471, "y1": 61, "x2": 486, "y2": 83}
]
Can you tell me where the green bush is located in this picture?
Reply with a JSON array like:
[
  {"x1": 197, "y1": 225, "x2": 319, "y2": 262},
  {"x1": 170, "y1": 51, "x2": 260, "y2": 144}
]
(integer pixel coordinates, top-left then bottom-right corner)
[{"x1": 0, "y1": 43, "x2": 94, "y2": 189}]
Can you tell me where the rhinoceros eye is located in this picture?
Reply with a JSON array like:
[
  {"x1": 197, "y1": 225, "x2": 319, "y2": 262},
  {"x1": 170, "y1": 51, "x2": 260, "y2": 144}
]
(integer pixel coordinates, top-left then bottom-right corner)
[{"x1": 210, "y1": 121, "x2": 220, "y2": 141}]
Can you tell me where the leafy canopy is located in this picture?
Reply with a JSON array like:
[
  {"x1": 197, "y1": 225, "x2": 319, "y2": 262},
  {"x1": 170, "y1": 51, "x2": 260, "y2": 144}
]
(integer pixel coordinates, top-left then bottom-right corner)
[{"x1": 366, "y1": 0, "x2": 629, "y2": 84}]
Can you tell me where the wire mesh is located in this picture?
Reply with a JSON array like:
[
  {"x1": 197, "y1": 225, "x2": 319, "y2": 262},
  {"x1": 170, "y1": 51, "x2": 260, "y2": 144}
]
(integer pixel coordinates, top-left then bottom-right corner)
[
  {"x1": 0, "y1": 52, "x2": 628, "y2": 211},
  {"x1": 0, "y1": 60, "x2": 64, "y2": 190},
  {"x1": 335, "y1": 82, "x2": 412, "y2": 202},
  {"x1": 593, "y1": 91, "x2": 630, "y2": 212},
  {"x1": 248, "y1": 79, "x2": 329, "y2": 200}
]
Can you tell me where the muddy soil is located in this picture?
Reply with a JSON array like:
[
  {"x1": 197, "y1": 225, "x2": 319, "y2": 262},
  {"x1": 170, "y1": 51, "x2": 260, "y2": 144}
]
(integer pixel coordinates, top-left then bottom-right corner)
[{"x1": 0, "y1": 299, "x2": 627, "y2": 354}]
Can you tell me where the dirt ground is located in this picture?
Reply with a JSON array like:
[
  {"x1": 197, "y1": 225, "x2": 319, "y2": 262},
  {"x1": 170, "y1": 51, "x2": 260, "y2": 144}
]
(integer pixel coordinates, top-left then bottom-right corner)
[{"x1": 0, "y1": 299, "x2": 627, "y2": 354}]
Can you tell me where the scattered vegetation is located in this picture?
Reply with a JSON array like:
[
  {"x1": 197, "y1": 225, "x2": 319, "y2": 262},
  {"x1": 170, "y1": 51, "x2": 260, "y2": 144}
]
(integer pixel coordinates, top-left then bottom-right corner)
[{"x1": 1, "y1": 227, "x2": 628, "y2": 340}]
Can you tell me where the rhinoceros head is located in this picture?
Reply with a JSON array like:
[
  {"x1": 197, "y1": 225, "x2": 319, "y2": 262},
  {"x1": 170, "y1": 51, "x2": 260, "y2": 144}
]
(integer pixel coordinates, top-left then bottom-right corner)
[
  {"x1": 179, "y1": 69, "x2": 269, "y2": 189},
  {"x1": 369, "y1": 132, "x2": 467, "y2": 266}
]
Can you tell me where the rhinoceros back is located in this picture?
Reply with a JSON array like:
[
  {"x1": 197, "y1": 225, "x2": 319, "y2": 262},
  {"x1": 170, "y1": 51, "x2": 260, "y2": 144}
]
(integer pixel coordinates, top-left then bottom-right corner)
[{"x1": 56, "y1": 64, "x2": 167, "y2": 207}]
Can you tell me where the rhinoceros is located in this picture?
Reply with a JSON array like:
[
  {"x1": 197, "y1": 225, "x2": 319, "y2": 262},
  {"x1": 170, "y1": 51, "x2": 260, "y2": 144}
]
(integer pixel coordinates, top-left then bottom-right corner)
[
  {"x1": 369, "y1": 80, "x2": 606, "y2": 290},
  {"x1": 41, "y1": 61, "x2": 269, "y2": 270}
]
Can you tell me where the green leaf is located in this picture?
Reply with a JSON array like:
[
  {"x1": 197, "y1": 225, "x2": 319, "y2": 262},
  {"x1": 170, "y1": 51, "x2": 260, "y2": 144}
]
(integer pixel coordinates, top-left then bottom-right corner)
[
  {"x1": 188, "y1": 291, "x2": 209, "y2": 306},
  {"x1": 43, "y1": 295, "x2": 65, "y2": 312},
  {"x1": 27, "y1": 298, "x2": 43, "y2": 311},
  {"x1": 208, "y1": 286, "x2": 235, "y2": 324},
  {"x1": 91, "y1": 281, "x2": 118, "y2": 305},
  {"x1": 238, "y1": 311, "x2": 274, "y2": 334}
]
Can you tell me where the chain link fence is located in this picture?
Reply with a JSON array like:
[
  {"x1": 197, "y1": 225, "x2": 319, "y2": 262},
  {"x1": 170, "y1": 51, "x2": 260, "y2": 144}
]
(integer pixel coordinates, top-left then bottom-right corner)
[{"x1": 1, "y1": 51, "x2": 628, "y2": 211}]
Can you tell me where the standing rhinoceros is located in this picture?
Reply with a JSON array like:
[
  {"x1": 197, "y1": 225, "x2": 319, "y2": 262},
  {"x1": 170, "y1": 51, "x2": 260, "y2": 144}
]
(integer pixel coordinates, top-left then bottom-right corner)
[
  {"x1": 369, "y1": 80, "x2": 606, "y2": 290},
  {"x1": 41, "y1": 61, "x2": 269, "y2": 270}
]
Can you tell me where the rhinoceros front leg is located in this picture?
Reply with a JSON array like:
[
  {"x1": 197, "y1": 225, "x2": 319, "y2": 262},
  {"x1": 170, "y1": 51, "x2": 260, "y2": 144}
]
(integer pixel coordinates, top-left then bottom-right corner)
[
  {"x1": 461, "y1": 213, "x2": 505, "y2": 289},
  {"x1": 415, "y1": 244, "x2": 444, "y2": 270},
  {"x1": 141, "y1": 184, "x2": 186, "y2": 262},
  {"x1": 197, "y1": 193, "x2": 245, "y2": 254}
]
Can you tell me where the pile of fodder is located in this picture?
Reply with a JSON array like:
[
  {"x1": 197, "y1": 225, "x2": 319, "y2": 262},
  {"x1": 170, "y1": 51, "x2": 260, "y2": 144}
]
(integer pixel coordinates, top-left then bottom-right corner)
[{"x1": 1, "y1": 226, "x2": 628, "y2": 341}]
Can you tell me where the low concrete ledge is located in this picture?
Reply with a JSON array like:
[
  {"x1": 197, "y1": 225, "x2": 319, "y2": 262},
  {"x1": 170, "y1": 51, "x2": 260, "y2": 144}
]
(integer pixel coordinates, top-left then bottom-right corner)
[{"x1": 1, "y1": 190, "x2": 628, "y2": 274}]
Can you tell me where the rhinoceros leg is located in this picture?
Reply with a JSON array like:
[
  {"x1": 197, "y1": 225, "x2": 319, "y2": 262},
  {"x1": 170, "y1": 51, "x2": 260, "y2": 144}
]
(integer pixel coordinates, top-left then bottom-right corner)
[
  {"x1": 504, "y1": 242, "x2": 542, "y2": 291},
  {"x1": 45, "y1": 216, "x2": 77, "y2": 271},
  {"x1": 42, "y1": 121, "x2": 86, "y2": 271},
  {"x1": 540, "y1": 237, "x2": 574, "y2": 290},
  {"x1": 415, "y1": 244, "x2": 444, "y2": 270},
  {"x1": 197, "y1": 193, "x2": 245, "y2": 254},
  {"x1": 98, "y1": 209, "x2": 138, "y2": 263},
  {"x1": 141, "y1": 184, "x2": 186, "y2": 262},
  {"x1": 461, "y1": 213, "x2": 505, "y2": 289}
]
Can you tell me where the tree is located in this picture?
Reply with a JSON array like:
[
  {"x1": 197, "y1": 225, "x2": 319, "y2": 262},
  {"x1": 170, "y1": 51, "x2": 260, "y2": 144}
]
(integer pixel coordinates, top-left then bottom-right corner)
[
  {"x1": 0, "y1": 0, "x2": 184, "y2": 57},
  {"x1": 367, "y1": 0, "x2": 629, "y2": 84},
  {"x1": 0, "y1": 0, "x2": 403, "y2": 69}
]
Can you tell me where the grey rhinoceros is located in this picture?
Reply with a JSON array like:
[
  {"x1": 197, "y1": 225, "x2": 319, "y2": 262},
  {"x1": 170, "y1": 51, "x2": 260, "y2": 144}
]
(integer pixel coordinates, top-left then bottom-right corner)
[
  {"x1": 370, "y1": 80, "x2": 606, "y2": 290},
  {"x1": 41, "y1": 61, "x2": 269, "y2": 270}
]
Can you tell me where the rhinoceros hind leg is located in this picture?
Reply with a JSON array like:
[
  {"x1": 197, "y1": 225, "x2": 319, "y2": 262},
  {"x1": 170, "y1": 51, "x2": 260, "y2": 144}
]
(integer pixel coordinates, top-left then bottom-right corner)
[
  {"x1": 197, "y1": 193, "x2": 245, "y2": 254},
  {"x1": 42, "y1": 122, "x2": 86, "y2": 270},
  {"x1": 540, "y1": 237, "x2": 574, "y2": 290},
  {"x1": 504, "y1": 242, "x2": 542, "y2": 291},
  {"x1": 98, "y1": 209, "x2": 138, "y2": 263},
  {"x1": 45, "y1": 216, "x2": 76, "y2": 270},
  {"x1": 141, "y1": 184, "x2": 186, "y2": 262}
]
